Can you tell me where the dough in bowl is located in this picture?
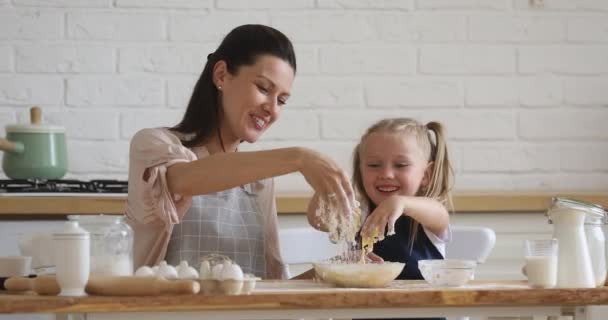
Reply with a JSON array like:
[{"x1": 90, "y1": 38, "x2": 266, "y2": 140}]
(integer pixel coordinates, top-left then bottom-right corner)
[{"x1": 313, "y1": 262, "x2": 405, "y2": 288}]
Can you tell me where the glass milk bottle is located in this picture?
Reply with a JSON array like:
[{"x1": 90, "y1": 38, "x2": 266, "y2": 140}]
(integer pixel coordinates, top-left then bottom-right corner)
[
  {"x1": 585, "y1": 208, "x2": 607, "y2": 287},
  {"x1": 68, "y1": 215, "x2": 134, "y2": 276},
  {"x1": 548, "y1": 197, "x2": 605, "y2": 288}
]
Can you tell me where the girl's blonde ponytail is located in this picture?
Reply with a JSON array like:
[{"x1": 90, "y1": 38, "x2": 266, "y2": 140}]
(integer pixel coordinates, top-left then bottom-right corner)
[{"x1": 423, "y1": 121, "x2": 454, "y2": 208}]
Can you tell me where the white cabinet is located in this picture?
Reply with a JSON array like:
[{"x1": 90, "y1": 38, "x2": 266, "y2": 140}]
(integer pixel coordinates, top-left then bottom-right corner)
[
  {"x1": 0, "y1": 220, "x2": 66, "y2": 256},
  {"x1": 0, "y1": 220, "x2": 66, "y2": 320}
]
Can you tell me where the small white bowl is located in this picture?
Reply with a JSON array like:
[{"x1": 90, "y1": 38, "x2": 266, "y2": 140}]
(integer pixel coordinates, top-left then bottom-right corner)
[
  {"x1": 313, "y1": 262, "x2": 405, "y2": 288},
  {"x1": 0, "y1": 256, "x2": 32, "y2": 277},
  {"x1": 418, "y1": 259, "x2": 476, "y2": 287}
]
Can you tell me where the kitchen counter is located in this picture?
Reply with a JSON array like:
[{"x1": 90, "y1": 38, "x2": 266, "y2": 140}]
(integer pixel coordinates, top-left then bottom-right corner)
[
  {"x1": 0, "y1": 192, "x2": 606, "y2": 215},
  {"x1": 0, "y1": 280, "x2": 605, "y2": 319}
]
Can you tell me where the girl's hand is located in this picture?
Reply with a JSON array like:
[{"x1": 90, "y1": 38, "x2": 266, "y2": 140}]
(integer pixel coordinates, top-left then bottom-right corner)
[
  {"x1": 360, "y1": 195, "x2": 406, "y2": 239},
  {"x1": 367, "y1": 252, "x2": 384, "y2": 263},
  {"x1": 297, "y1": 147, "x2": 356, "y2": 217}
]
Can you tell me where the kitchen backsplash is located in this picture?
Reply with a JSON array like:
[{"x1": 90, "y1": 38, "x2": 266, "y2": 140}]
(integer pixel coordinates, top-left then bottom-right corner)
[{"x1": 0, "y1": 0, "x2": 607, "y2": 192}]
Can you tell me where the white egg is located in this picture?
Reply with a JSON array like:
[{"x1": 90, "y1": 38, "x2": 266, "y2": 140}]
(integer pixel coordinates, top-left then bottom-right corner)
[
  {"x1": 200, "y1": 260, "x2": 212, "y2": 279},
  {"x1": 176, "y1": 261, "x2": 189, "y2": 275},
  {"x1": 177, "y1": 261, "x2": 199, "y2": 279},
  {"x1": 134, "y1": 266, "x2": 155, "y2": 277},
  {"x1": 186, "y1": 266, "x2": 199, "y2": 279},
  {"x1": 157, "y1": 260, "x2": 178, "y2": 280},
  {"x1": 211, "y1": 263, "x2": 224, "y2": 280},
  {"x1": 221, "y1": 261, "x2": 244, "y2": 280}
]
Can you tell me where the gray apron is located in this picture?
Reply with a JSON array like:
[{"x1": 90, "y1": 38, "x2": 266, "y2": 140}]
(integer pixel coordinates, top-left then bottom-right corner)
[{"x1": 165, "y1": 184, "x2": 267, "y2": 277}]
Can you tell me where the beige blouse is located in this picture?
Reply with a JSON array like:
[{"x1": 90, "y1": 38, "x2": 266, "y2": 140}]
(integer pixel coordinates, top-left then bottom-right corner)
[{"x1": 125, "y1": 127, "x2": 286, "y2": 279}]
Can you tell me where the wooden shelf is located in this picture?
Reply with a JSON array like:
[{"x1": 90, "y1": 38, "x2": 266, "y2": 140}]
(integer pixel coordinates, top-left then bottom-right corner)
[
  {"x1": 0, "y1": 196, "x2": 127, "y2": 215},
  {"x1": 278, "y1": 192, "x2": 608, "y2": 214},
  {"x1": 0, "y1": 192, "x2": 606, "y2": 216}
]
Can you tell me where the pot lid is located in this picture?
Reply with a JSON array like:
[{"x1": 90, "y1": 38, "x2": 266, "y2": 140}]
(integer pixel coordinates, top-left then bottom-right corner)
[
  {"x1": 52, "y1": 221, "x2": 89, "y2": 238},
  {"x1": 5, "y1": 106, "x2": 65, "y2": 133},
  {"x1": 6, "y1": 124, "x2": 65, "y2": 133}
]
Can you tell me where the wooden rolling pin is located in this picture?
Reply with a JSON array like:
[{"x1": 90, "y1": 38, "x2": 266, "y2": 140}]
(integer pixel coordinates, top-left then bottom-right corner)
[
  {"x1": 5, "y1": 276, "x2": 200, "y2": 296},
  {"x1": 5, "y1": 275, "x2": 60, "y2": 295},
  {"x1": 87, "y1": 276, "x2": 200, "y2": 296}
]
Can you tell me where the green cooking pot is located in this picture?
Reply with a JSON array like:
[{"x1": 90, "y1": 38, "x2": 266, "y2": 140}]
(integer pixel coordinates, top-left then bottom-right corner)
[{"x1": 0, "y1": 107, "x2": 67, "y2": 180}]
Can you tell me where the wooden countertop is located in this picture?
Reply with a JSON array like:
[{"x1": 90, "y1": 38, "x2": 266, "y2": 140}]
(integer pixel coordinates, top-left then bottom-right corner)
[
  {"x1": 0, "y1": 280, "x2": 607, "y2": 314},
  {"x1": 0, "y1": 192, "x2": 606, "y2": 216}
]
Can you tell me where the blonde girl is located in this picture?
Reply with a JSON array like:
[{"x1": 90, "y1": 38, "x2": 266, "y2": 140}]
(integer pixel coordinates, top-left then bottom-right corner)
[{"x1": 354, "y1": 118, "x2": 454, "y2": 280}]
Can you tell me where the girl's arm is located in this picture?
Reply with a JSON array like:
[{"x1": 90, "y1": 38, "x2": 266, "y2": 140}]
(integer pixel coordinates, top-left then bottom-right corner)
[
  {"x1": 360, "y1": 195, "x2": 449, "y2": 239},
  {"x1": 398, "y1": 196, "x2": 449, "y2": 236}
]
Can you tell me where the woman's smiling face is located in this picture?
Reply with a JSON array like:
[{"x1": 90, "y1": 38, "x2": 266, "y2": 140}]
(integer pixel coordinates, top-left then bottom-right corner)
[
  {"x1": 217, "y1": 54, "x2": 295, "y2": 144},
  {"x1": 359, "y1": 131, "x2": 431, "y2": 206}
]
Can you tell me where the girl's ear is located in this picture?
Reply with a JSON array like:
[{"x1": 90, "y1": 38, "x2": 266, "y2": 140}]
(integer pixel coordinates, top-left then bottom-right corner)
[
  {"x1": 421, "y1": 161, "x2": 434, "y2": 190},
  {"x1": 212, "y1": 60, "x2": 228, "y2": 89}
]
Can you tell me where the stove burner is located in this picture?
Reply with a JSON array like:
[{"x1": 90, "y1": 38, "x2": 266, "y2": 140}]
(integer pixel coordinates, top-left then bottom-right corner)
[{"x1": 0, "y1": 179, "x2": 128, "y2": 193}]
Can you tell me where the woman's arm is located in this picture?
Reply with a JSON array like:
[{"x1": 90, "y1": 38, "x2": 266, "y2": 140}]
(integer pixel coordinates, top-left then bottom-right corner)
[
  {"x1": 306, "y1": 193, "x2": 329, "y2": 232},
  {"x1": 167, "y1": 147, "x2": 299, "y2": 196},
  {"x1": 166, "y1": 147, "x2": 355, "y2": 218}
]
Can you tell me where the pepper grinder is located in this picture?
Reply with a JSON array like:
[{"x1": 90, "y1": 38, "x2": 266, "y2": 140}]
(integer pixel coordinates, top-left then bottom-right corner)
[{"x1": 53, "y1": 221, "x2": 90, "y2": 296}]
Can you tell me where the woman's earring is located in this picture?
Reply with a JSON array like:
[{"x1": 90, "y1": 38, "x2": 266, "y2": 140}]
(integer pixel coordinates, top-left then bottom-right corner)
[{"x1": 217, "y1": 85, "x2": 222, "y2": 90}]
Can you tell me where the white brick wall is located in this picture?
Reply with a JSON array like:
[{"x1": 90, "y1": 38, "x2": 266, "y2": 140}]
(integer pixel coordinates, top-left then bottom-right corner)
[
  {"x1": 0, "y1": 0, "x2": 607, "y2": 192},
  {"x1": 0, "y1": 46, "x2": 12, "y2": 72}
]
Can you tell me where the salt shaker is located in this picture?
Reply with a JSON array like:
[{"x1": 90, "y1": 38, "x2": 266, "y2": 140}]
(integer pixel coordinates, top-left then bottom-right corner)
[{"x1": 53, "y1": 221, "x2": 90, "y2": 296}]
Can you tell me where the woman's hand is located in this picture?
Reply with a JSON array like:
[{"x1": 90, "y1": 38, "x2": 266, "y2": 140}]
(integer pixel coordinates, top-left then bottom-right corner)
[
  {"x1": 297, "y1": 147, "x2": 355, "y2": 216},
  {"x1": 360, "y1": 195, "x2": 406, "y2": 239}
]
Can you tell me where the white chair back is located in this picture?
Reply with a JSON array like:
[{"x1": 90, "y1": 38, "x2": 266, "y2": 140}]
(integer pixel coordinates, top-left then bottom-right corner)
[
  {"x1": 278, "y1": 227, "x2": 344, "y2": 278},
  {"x1": 445, "y1": 225, "x2": 496, "y2": 263},
  {"x1": 278, "y1": 227, "x2": 342, "y2": 264}
]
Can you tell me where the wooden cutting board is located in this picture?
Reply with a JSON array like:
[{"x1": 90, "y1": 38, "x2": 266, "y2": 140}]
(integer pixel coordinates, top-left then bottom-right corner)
[{"x1": 4, "y1": 275, "x2": 199, "y2": 296}]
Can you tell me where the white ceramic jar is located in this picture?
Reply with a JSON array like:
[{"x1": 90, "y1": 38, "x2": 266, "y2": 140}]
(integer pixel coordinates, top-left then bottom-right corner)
[{"x1": 53, "y1": 221, "x2": 90, "y2": 296}]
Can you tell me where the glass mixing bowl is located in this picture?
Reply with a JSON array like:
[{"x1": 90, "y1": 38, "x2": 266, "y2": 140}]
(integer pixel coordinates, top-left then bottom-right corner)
[
  {"x1": 418, "y1": 259, "x2": 476, "y2": 287},
  {"x1": 68, "y1": 215, "x2": 133, "y2": 276}
]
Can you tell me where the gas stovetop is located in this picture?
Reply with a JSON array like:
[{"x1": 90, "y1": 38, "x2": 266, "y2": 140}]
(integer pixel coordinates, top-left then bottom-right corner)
[{"x1": 0, "y1": 179, "x2": 128, "y2": 194}]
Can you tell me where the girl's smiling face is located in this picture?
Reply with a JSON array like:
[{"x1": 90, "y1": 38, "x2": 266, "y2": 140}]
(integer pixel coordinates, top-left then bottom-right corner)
[{"x1": 359, "y1": 131, "x2": 432, "y2": 206}]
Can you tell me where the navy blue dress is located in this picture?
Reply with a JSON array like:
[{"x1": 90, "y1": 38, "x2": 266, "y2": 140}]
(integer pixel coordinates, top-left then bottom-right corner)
[{"x1": 367, "y1": 215, "x2": 446, "y2": 320}]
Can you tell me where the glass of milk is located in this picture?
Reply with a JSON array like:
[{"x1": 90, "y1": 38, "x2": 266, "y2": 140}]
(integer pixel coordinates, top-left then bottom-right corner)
[{"x1": 524, "y1": 239, "x2": 558, "y2": 288}]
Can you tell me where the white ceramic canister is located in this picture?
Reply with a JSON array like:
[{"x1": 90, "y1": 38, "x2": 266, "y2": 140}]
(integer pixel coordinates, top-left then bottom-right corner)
[{"x1": 53, "y1": 221, "x2": 90, "y2": 296}]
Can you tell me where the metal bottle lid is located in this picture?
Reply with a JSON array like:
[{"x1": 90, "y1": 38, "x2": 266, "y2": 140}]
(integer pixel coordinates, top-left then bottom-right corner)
[{"x1": 547, "y1": 197, "x2": 607, "y2": 225}]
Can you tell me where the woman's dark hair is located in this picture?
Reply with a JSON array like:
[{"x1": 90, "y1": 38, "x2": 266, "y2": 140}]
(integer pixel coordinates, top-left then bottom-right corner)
[{"x1": 172, "y1": 24, "x2": 297, "y2": 148}]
